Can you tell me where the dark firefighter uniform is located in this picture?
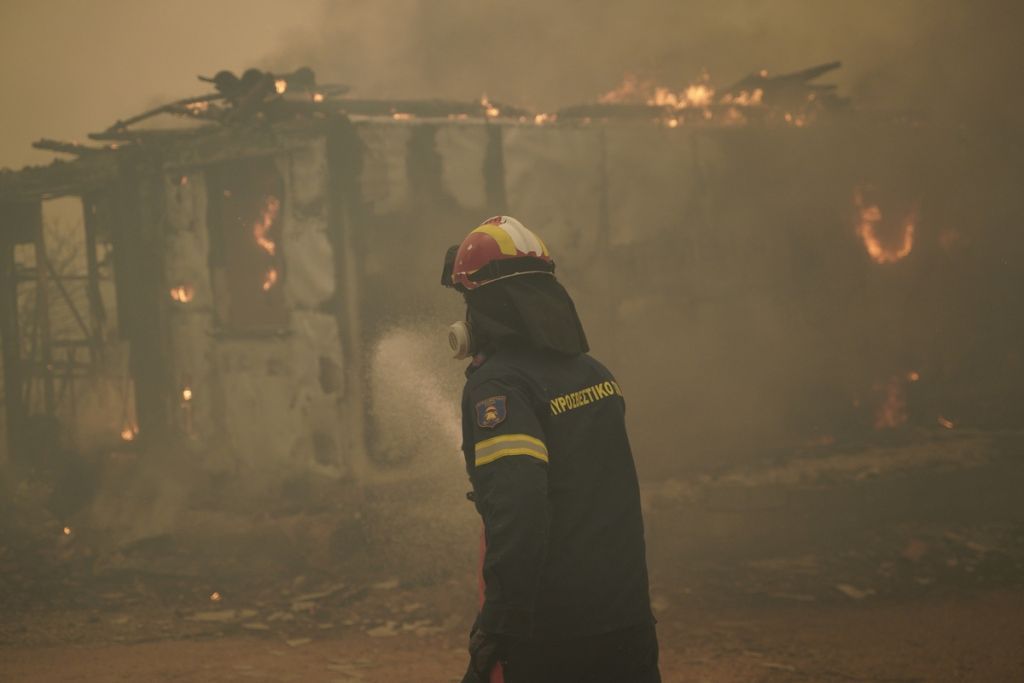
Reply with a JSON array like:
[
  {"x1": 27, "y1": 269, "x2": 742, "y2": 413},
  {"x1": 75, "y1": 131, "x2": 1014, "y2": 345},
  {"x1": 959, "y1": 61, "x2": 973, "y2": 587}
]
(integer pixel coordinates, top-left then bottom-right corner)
[{"x1": 461, "y1": 346, "x2": 658, "y2": 682}]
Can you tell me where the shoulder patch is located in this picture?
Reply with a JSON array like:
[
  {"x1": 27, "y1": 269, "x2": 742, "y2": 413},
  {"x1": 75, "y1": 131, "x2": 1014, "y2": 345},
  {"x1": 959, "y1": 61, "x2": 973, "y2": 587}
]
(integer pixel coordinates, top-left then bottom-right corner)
[{"x1": 475, "y1": 395, "x2": 508, "y2": 429}]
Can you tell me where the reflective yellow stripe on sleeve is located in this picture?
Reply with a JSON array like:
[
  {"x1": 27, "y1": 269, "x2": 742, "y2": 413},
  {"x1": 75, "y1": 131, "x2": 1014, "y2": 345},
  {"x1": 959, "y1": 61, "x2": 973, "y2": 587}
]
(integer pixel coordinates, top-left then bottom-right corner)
[{"x1": 474, "y1": 433, "x2": 549, "y2": 467}]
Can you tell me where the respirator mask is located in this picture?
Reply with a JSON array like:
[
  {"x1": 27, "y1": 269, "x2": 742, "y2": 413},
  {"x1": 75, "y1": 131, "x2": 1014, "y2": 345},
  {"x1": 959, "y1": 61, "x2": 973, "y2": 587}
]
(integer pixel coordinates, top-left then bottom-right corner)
[
  {"x1": 441, "y1": 244, "x2": 475, "y2": 359},
  {"x1": 447, "y1": 320, "x2": 475, "y2": 359}
]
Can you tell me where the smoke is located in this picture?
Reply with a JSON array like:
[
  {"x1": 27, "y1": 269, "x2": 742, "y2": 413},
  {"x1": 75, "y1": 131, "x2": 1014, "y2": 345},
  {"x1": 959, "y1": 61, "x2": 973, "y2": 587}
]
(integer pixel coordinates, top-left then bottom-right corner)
[{"x1": 274, "y1": 0, "x2": 1024, "y2": 125}]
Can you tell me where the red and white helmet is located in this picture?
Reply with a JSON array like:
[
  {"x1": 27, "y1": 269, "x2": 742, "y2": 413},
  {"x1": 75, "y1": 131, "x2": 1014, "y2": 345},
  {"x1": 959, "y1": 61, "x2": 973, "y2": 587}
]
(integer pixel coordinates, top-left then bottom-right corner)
[{"x1": 445, "y1": 216, "x2": 554, "y2": 291}]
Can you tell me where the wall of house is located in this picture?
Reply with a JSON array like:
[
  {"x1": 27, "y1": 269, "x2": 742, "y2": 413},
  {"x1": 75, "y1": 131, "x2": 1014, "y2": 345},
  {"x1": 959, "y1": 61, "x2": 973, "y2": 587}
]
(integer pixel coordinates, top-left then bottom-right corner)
[
  {"x1": 160, "y1": 140, "x2": 360, "y2": 482},
  {"x1": 348, "y1": 119, "x2": 1024, "y2": 476}
]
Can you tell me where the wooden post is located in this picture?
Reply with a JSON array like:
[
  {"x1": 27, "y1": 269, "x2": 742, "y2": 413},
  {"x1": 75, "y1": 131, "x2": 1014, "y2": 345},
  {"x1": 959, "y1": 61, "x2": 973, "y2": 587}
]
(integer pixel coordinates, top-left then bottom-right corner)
[
  {"x1": 0, "y1": 201, "x2": 42, "y2": 457},
  {"x1": 326, "y1": 116, "x2": 371, "y2": 479},
  {"x1": 34, "y1": 216, "x2": 55, "y2": 414},
  {"x1": 82, "y1": 194, "x2": 108, "y2": 357},
  {"x1": 109, "y1": 166, "x2": 171, "y2": 444}
]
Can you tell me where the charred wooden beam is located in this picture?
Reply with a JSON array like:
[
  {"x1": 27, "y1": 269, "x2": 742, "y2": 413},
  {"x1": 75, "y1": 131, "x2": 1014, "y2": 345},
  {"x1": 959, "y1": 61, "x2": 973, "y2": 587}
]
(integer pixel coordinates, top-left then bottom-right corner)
[
  {"x1": 103, "y1": 93, "x2": 225, "y2": 133},
  {"x1": 556, "y1": 103, "x2": 676, "y2": 120},
  {"x1": 32, "y1": 139, "x2": 108, "y2": 156},
  {"x1": 0, "y1": 156, "x2": 119, "y2": 203},
  {"x1": 88, "y1": 126, "x2": 219, "y2": 142},
  {"x1": 327, "y1": 98, "x2": 532, "y2": 120}
]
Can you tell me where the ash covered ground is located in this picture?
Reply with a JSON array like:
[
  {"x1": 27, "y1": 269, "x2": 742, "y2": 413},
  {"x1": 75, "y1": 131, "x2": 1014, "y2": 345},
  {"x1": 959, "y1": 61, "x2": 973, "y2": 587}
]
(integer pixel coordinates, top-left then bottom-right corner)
[{"x1": 2, "y1": 423, "x2": 1022, "y2": 682}]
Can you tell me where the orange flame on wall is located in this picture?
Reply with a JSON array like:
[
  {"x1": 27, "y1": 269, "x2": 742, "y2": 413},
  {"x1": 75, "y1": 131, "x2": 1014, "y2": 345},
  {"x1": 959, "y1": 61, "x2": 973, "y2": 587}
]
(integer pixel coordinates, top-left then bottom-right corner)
[
  {"x1": 253, "y1": 196, "x2": 281, "y2": 256},
  {"x1": 262, "y1": 268, "x2": 279, "y2": 292},
  {"x1": 120, "y1": 423, "x2": 138, "y2": 442},
  {"x1": 169, "y1": 285, "x2": 195, "y2": 303},
  {"x1": 854, "y1": 188, "x2": 915, "y2": 264}
]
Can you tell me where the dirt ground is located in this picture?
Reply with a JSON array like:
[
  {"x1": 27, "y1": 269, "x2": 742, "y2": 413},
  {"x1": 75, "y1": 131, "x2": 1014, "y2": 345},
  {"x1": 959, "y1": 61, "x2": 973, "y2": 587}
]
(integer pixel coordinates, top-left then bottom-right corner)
[
  {"x1": 2, "y1": 434, "x2": 1023, "y2": 682},
  {"x1": 1, "y1": 589, "x2": 1022, "y2": 682}
]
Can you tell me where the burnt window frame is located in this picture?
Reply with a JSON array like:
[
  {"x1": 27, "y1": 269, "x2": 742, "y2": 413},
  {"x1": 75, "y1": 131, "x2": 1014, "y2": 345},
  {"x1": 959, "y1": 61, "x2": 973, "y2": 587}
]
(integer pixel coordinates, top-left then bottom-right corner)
[{"x1": 205, "y1": 156, "x2": 289, "y2": 334}]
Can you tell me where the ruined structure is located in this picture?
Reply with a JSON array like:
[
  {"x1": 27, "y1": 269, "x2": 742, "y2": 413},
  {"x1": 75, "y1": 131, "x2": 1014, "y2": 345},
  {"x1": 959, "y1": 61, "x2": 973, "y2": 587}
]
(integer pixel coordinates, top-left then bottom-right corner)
[{"x1": 1, "y1": 65, "x2": 1020, "y2": 486}]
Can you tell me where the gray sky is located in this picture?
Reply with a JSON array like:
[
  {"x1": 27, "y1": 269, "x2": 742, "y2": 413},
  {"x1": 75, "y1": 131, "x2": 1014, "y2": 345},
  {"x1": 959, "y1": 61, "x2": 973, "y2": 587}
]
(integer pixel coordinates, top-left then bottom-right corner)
[{"x1": 0, "y1": 0, "x2": 322, "y2": 169}]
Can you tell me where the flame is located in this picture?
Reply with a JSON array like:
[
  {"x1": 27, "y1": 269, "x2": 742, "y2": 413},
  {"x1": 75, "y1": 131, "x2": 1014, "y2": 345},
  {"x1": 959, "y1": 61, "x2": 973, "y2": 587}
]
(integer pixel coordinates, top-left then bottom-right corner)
[
  {"x1": 178, "y1": 175, "x2": 189, "y2": 186},
  {"x1": 182, "y1": 386, "x2": 193, "y2": 402},
  {"x1": 907, "y1": 371, "x2": 920, "y2": 382},
  {"x1": 599, "y1": 73, "x2": 651, "y2": 104},
  {"x1": 262, "y1": 268, "x2": 279, "y2": 292},
  {"x1": 854, "y1": 188, "x2": 915, "y2": 264},
  {"x1": 481, "y1": 94, "x2": 500, "y2": 118},
  {"x1": 937, "y1": 416, "x2": 955, "y2": 429},
  {"x1": 784, "y1": 112, "x2": 808, "y2": 127},
  {"x1": 120, "y1": 424, "x2": 138, "y2": 442},
  {"x1": 650, "y1": 78, "x2": 715, "y2": 110},
  {"x1": 534, "y1": 113, "x2": 554, "y2": 125},
  {"x1": 184, "y1": 101, "x2": 210, "y2": 114},
  {"x1": 253, "y1": 196, "x2": 280, "y2": 256},
  {"x1": 210, "y1": 592, "x2": 222, "y2": 602},
  {"x1": 63, "y1": 527, "x2": 71, "y2": 536},
  {"x1": 312, "y1": 92, "x2": 324, "y2": 103},
  {"x1": 600, "y1": 71, "x2": 723, "y2": 111},
  {"x1": 275, "y1": 79, "x2": 288, "y2": 95},
  {"x1": 874, "y1": 376, "x2": 908, "y2": 429},
  {"x1": 169, "y1": 285, "x2": 194, "y2": 303},
  {"x1": 392, "y1": 112, "x2": 413, "y2": 121}
]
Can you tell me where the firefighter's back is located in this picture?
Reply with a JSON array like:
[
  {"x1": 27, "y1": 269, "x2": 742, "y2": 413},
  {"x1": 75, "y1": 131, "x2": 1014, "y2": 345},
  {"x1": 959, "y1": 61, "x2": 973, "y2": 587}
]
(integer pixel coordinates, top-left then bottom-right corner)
[{"x1": 485, "y1": 347, "x2": 654, "y2": 638}]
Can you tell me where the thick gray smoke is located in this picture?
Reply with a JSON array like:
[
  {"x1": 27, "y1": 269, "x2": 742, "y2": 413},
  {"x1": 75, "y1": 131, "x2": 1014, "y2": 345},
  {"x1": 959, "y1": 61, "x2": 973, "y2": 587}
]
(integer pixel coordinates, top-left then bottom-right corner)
[{"x1": 273, "y1": 0, "x2": 1023, "y2": 125}]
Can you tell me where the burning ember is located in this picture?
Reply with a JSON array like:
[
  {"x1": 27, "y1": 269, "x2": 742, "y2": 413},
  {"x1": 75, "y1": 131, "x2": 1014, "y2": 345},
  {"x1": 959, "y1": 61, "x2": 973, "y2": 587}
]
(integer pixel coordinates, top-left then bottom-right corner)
[
  {"x1": 182, "y1": 386, "x2": 193, "y2": 402},
  {"x1": 480, "y1": 94, "x2": 500, "y2": 118},
  {"x1": 854, "y1": 187, "x2": 916, "y2": 264},
  {"x1": 262, "y1": 267, "x2": 279, "y2": 292},
  {"x1": 120, "y1": 423, "x2": 138, "y2": 442},
  {"x1": 253, "y1": 195, "x2": 281, "y2": 256},
  {"x1": 169, "y1": 284, "x2": 195, "y2": 303},
  {"x1": 210, "y1": 592, "x2": 222, "y2": 602},
  {"x1": 62, "y1": 527, "x2": 71, "y2": 536}
]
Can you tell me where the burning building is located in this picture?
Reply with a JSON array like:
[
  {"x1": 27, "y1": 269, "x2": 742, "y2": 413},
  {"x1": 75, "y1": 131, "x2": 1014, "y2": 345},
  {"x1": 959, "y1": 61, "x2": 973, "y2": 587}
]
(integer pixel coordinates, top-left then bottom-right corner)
[{"x1": 0, "y1": 63, "x2": 1021, "y2": 485}]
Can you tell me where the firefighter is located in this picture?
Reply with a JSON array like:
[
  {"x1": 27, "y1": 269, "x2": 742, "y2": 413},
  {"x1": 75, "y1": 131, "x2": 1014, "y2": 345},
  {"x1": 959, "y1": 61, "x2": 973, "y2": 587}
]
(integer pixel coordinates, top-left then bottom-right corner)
[{"x1": 441, "y1": 216, "x2": 660, "y2": 683}]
